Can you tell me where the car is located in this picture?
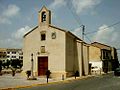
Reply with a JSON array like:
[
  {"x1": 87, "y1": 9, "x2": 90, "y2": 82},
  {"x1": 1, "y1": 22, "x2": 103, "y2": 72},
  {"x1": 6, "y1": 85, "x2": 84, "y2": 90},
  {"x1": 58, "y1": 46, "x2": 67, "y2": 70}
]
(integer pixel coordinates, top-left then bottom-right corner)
[
  {"x1": 114, "y1": 68, "x2": 120, "y2": 76},
  {"x1": 91, "y1": 66, "x2": 101, "y2": 74}
]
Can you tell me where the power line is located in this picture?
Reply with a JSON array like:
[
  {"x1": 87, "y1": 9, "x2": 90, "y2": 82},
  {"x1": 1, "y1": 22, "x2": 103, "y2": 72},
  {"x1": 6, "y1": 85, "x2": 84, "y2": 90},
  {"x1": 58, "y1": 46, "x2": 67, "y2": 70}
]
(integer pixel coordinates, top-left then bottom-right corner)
[
  {"x1": 66, "y1": 1, "x2": 86, "y2": 76},
  {"x1": 84, "y1": 35, "x2": 92, "y2": 43},
  {"x1": 66, "y1": 0, "x2": 83, "y2": 26},
  {"x1": 85, "y1": 21, "x2": 120, "y2": 35}
]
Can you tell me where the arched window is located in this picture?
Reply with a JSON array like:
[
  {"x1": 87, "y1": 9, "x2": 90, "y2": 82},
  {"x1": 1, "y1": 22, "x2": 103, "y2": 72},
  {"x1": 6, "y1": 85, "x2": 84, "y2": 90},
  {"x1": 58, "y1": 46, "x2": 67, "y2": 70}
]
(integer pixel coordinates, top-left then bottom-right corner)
[{"x1": 41, "y1": 12, "x2": 46, "y2": 22}]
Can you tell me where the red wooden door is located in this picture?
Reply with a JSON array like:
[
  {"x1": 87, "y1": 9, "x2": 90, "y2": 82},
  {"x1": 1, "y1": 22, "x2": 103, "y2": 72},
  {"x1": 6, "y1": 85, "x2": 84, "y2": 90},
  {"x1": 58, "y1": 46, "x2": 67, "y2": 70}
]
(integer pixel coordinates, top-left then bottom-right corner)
[{"x1": 38, "y1": 57, "x2": 48, "y2": 76}]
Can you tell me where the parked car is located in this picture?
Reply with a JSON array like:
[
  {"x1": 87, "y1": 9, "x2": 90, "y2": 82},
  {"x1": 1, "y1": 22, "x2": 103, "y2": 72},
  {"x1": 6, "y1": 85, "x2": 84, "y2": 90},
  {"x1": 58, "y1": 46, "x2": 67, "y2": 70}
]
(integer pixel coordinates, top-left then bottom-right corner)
[
  {"x1": 91, "y1": 66, "x2": 101, "y2": 74},
  {"x1": 114, "y1": 68, "x2": 120, "y2": 76},
  {"x1": 91, "y1": 66, "x2": 100, "y2": 72}
]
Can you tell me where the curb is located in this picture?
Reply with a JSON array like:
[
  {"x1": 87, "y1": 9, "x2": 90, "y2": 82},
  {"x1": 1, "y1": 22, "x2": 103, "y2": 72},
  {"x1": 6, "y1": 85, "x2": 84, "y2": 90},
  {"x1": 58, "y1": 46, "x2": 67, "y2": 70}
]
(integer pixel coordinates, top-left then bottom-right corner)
[{"x1": 1, "y1": 75, "x2": 94, "y2": 90}]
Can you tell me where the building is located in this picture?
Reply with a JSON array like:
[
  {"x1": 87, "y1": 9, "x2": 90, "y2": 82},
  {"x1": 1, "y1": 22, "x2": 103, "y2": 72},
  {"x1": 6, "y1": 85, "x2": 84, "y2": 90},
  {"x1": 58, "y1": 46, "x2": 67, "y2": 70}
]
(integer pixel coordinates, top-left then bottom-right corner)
[
  {"x1": 89, "y1": 42, "x2": 119, "y2": 73},
  {"x1": 0, "y1": 48, "x2": 7, "y2": 61},
  {"x1": 6, "y1": 49, "x2": 23, "y2": 61},
  {"x1": 23, "y1": 6, "x2": 89, "y2": 78},
  {"x1": 0, "y1": 48, "x2": 23, "y2": 61},
  {"x1": 111, "y1": 47, "x2": 119, "y2": 70}
]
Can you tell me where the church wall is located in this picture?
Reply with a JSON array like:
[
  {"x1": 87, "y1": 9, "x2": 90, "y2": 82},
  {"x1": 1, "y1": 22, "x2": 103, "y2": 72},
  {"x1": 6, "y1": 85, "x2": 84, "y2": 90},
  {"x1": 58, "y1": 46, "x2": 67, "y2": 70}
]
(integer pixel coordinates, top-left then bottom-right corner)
[
  {"x1": 83, "y1": 45, "x2": 89, "y2": 75},
  {"x1": 23, "y1": 25, "x2": 66, "y2": 78},
  {"x1": 45, "y1": 26, "x2": 66, "y2": 78},
  {"x1": 65, "y1": 33, "x2": 76, "y2": 76},
  {"x1": 23, "y1": 27, "x2": 40, "y2": 73}
]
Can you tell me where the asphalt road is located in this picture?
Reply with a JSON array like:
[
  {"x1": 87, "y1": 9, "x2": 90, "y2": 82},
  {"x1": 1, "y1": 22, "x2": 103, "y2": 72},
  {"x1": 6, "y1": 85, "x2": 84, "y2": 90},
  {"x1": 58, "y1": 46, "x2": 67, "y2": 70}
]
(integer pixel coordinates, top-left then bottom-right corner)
[{"x1": 18, "y1": 73, "x2": 120, "y2": 90}]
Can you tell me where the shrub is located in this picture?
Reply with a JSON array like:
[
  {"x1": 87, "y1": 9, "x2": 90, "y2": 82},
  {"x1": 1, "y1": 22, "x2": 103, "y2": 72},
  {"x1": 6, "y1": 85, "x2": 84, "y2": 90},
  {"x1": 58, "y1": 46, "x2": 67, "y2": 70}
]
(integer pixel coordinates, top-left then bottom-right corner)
[{"x1": 26, "y1": 70, "x2": 31, "y2": 78}]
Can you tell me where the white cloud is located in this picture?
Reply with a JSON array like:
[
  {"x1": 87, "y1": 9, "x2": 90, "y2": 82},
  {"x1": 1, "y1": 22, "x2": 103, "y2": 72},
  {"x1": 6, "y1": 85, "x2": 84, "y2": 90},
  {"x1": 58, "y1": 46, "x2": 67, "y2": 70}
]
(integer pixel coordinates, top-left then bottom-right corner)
[
  {"x1": 72, "y1": 27, "x2": 82, "y2": 38},
  {"x1": 93, "y1": 24, "x2": 120, "y2": 48},
  {"x1": 0, "y1": 26, "x2": 31, "y2": 48},
  {"x1": 0, "y1": 4, "x2": 20, "y2": 24},
  {"x1": 93, "y1": 25, "x2": 114, "y2": 42},
  {"x1": 49, "y1": 0, "x2": 66, "y2": 10},
  {"x1": 72, "y1": 0, "x2": 101, "y2": 14},
  {"x1": 2, "y1": 4, "x2": 20, "y2": 17},
  {"x1": 0, "y1": 16, "x2": 11, "y2": 24},
  {"x1": 12, "y1": 26, "x2": 31, "y2": 40}
]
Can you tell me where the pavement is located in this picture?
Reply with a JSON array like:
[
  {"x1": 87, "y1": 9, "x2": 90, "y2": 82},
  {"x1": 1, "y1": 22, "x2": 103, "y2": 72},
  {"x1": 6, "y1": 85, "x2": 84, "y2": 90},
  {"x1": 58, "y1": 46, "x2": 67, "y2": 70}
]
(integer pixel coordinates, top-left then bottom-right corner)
[
  {"x1": 0, "y1": 73, "x2": 96, "y2": 90},
  {"x1": 17, "y1": 73, "x2": 120, "y2": 90},
  {"x1": 17, "y1": 72, "x2": 116, "y2": 90}
]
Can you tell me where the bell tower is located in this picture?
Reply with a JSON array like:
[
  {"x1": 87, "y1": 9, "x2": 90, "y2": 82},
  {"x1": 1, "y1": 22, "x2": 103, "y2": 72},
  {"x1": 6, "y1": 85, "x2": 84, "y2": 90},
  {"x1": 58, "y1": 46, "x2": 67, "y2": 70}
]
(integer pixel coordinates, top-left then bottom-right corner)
[{"x1": 38, "y1": 6, "x2": 51, "y2": 26}]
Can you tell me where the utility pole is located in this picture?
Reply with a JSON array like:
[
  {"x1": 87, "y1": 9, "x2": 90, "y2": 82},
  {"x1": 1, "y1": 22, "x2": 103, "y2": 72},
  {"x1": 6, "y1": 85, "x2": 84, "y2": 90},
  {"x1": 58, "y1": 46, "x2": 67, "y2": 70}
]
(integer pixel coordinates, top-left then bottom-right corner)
[
  {"x1": 81, "y1": 25, "x2": 85, "y2": 76},
  {"x1": 82, "y1": 25, "x2": 85, "y2": 40}
]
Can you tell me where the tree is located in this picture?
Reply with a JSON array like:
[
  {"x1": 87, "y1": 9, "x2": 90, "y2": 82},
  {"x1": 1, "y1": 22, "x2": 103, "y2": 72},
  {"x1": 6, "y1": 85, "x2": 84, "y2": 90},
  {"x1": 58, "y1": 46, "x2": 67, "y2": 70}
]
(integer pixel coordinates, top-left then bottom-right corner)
[
  {"x1": 2, "y1": 60, "x2": 6, "y2": 69},
  {"x1": 26, "y1": 70, "x2": 31, "y2": 79},
  {"x1": 11, "y1": 59, "x2": 23, "y2": 69},
  {"x1": 0, "y1": 60, "x2": 2, "y2": 75},
  {"x1": 6, "y1": 60, "x2": 10, "y2": 69},
  {"x1": 11, "y1": 59, "x2": 17, "y2": 68}
]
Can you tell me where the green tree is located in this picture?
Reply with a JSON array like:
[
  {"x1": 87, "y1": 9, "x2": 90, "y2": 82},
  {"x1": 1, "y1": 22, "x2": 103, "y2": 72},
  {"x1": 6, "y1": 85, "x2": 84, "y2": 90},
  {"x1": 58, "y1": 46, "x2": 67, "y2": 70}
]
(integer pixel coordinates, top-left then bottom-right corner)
[
  {"x1": 0, "y1": 60, "x2": 2, "y2": 75},
  {"x1": 11, "y1": 59, "x2": 23, "y2": 69}
]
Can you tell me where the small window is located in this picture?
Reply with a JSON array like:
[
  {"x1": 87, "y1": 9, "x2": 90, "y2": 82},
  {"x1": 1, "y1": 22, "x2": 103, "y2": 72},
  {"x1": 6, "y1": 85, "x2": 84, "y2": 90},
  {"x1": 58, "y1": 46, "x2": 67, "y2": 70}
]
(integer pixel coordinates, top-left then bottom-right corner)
[
  {"x1": 51, "y1": 32, "x2": 56, "y2": 39},
  {"x1": 21, "y1": 56, "x2": 23, "y2": 59},
  {"x1": 7, "y1": 56, "x2": 10, "y2": 58},
  {"x1": 12, "y1": 52, "x2": 16, "y2": 54},
  {"x1": 12, "y1": 56, "x2": 16, "y2": 58},
  {"x1": 41, "y1": 34, "x2": 46, "y2": 41},
  {"x1": 41, "y1": 46, "x2": 45, "y2": 53},
  {"x1": 3, "y1": 56, "x2": 5, "y2": 58},
  {"x1": 19, "y1": 56, "x2": 23, "y2": 59}
]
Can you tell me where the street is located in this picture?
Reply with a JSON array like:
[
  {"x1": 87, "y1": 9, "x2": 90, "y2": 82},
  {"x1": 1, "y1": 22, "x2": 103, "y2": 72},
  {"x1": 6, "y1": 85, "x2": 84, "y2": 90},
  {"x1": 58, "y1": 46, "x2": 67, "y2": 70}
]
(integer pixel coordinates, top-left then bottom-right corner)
[{"x1": 18, "y1": 73, "x2": 120, "y2": 90}]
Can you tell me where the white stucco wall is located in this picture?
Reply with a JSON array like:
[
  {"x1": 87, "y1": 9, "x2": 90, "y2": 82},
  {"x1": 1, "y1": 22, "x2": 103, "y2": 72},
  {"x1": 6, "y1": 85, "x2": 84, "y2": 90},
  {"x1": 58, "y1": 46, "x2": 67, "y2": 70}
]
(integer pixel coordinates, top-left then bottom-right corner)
[
  {"x1": 83, "y1": 45, "x2": 89, "y2": 75},
  {"x1": 23, "y1": 25, "x2": 66, "y2": 77},
  {"x1": 47, "y1": 26, "x2": 66, "y2": 73},
  {"x1": 89, "y1": 61, "x2": 102, "y2": 69},
  {"x1": 76, "y1": 41, "x2": 82, "y2": 76},
  {"x1": 65, "y1": 33, "x2": 76, "y2": 75},
  {"x1": 23, "y1": 26, "x2": 40, "y2": 73}
]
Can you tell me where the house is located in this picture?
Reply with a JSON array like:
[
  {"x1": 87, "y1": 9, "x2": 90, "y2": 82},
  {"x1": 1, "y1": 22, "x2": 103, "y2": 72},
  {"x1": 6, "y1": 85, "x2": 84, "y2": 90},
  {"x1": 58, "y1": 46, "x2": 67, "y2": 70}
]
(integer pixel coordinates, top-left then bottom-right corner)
[
  {"x1": 89, "y1": 42, "x2": 119, "y2": 73},
  {"x1": 0, "y1": 48, "x2": 23, "y2": 61},
  {"x1": 89, "y1": 45, "x2": 102, "y2": 74},
  {"x1": 111, "y1": 47, "x2": 119, "y2": 70},
  {"x1": 23, "y1": 6, "x2": 89, "y2": 78},
  {"x1": 0, "y1": 48, "x2": 7, "y2": 61},
  {"x1": 6, "y1": 49, "x2": 23, "y2": 61}
]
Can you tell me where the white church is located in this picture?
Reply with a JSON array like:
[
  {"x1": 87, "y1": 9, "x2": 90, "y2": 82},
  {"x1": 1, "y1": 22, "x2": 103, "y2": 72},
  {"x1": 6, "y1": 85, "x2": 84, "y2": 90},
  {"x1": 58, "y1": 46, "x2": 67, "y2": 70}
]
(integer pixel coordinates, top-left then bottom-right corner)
[{"x1": 23, "y1": 6, "x2": 89, "y2": 79}]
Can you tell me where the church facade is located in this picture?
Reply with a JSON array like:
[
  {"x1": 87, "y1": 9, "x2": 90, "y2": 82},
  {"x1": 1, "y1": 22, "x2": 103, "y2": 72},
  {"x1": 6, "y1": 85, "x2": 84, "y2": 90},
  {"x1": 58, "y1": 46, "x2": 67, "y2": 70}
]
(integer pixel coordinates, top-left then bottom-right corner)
[{"x1": 23, "y1": 6, "x2": 89, "y2": 78}]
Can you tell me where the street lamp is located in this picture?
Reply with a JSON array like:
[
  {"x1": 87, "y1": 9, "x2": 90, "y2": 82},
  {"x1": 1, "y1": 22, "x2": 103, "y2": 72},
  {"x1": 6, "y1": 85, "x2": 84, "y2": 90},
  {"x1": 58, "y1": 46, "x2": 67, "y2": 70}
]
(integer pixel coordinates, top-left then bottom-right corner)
[
  {"x1": 31, "y1": 53, "x2": 34, "y2": 78},
  {"x1": 27, "y1": 53, "x2": 37, "y2": 80}
]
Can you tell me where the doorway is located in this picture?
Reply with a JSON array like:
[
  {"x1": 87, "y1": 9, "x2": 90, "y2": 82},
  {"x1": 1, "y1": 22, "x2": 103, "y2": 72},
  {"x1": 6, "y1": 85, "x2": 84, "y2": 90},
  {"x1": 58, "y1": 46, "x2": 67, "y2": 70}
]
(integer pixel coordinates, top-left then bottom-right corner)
[{"x1": 38, "y1": 57, "x2": 48, "y2": 76}]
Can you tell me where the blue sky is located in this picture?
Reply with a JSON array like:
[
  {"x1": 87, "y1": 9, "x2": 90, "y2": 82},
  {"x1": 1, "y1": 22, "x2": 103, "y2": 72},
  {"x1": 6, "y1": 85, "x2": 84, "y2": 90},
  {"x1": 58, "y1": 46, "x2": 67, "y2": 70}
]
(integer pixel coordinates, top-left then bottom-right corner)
[{"x1": 0, "y1": 0, "x2": 120, "y2": 59}]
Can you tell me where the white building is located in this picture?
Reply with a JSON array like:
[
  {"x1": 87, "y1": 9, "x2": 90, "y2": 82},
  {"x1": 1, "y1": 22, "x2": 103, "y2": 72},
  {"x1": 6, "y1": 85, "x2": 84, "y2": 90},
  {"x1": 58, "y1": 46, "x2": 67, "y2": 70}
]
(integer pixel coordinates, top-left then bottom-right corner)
[
  {"x1": 0, "y1": 48, "x2": 23, "y2": 61},
  {"x1": 6, "y1": 49, "x2": 23, "y2": 61}
]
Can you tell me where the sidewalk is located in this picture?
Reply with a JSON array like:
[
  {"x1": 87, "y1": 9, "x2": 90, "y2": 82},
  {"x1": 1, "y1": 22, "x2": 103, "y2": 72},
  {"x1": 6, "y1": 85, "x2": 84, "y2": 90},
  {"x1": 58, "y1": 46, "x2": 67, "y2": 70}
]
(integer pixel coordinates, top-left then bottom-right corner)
[{"x1": 0, "y1": 73, "x2": 94, "y2": 90}]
